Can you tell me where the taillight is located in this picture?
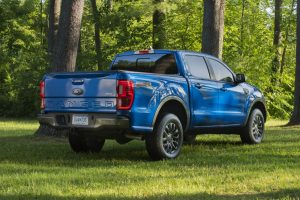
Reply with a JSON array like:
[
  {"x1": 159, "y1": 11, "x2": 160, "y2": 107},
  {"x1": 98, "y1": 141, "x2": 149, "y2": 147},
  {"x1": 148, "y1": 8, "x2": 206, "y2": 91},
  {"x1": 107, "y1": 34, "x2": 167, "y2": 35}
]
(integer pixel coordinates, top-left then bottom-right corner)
[
  {"x1": 40, "y1": 81, "x2": 45, "y2": 109},
  {"x1": 116, "y1": 80, "x2": 134, "y2": 110}
]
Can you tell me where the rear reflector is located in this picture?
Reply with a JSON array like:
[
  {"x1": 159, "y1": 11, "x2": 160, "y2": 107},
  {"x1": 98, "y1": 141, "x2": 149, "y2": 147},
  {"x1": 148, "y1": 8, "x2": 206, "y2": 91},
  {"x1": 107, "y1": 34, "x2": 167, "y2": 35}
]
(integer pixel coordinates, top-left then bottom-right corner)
[
  {"x1": 117, "y1": 80, "x2": 134, "y2": 110},
  {"x1": 40, "y1": 81, "x2": 45, "y2": 109},
  {"x1": 40, "y1": 81, "x2": 45, "y2": 98}
]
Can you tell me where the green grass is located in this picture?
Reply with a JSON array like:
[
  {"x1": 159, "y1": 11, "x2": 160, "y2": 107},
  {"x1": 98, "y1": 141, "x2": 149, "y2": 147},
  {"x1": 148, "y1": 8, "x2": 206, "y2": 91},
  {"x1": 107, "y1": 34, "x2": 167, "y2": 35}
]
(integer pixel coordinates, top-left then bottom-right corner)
[{"x1": 0, "y1": 119, "x2": 300, "y2": 200}]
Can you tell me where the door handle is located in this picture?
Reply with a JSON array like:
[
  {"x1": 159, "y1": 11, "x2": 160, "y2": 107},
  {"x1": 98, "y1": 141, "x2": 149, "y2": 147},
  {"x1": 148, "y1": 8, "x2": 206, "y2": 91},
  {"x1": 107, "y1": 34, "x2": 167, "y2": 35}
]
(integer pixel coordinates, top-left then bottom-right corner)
[
  {"x1": 220, "y1": 87, "x2": 227, "y2": 91},
  {"x1": 194, "y1": 83, "x2": 203, "y2": 89}
]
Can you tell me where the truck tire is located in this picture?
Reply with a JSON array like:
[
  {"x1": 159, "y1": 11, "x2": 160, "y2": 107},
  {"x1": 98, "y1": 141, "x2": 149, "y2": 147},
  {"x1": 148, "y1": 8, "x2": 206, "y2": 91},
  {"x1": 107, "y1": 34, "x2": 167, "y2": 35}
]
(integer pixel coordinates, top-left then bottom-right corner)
[
  {"x1": 146, "y1": 113, "x2": 183, "y2": 160},
  {"x1": 85, "y1": 135, "x2": 105, "y2": 153},
  {"x1": 69, "y1": 129, "x2": 89, "y2": 153},
  {"x1": 240, "y1": 108, "x2": 265, "y2": 144},
  {"x1": 69, "y1": 130, "x2": 105, "y2": 153}
]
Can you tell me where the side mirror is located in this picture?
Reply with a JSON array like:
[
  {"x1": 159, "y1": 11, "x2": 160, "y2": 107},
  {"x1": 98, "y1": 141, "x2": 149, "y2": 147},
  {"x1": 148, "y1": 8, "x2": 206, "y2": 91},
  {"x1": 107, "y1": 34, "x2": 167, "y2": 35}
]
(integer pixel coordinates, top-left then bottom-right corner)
[{"x1": 236, "y1": 73, "x2": 246, "y2": 83}]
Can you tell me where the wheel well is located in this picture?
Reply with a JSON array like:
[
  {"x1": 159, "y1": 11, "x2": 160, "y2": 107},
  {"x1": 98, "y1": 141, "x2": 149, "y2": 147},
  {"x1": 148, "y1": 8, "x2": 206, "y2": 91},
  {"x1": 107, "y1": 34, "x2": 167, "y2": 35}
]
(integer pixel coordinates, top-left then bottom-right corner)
[
  {"x1": 251, "y1": 101, "x2": 267, "y2": 121},
  {"x1": 155, "y1": 100, "x2": 188, "y2": 131}
]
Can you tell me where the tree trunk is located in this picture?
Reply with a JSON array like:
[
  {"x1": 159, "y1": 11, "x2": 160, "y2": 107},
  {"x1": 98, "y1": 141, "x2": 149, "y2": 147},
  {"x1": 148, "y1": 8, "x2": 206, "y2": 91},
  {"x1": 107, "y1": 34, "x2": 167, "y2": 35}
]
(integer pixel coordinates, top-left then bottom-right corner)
[
  {"x1": 90, "y1": 0, "x2": 103, "y2": 70},
  {"x1": 48, "y1": 0, "x2": 61, "y2": 69},
  {"x1": 289, "y1": 0, "x2": 300, "y2": 125},
  {"x1": 280, "y1": 0, "x2": 296, "y2": 77},
  {"x1": 271, "y1": 0, "x2": 283, "y2": 85},
  {"x1": 152, "y1": 0, "x2": 166, "y2": 49},
  {"x1": 201, "y1": 0, "x2": 225, "y2": 59},
  {"x1": 52, "y1": 0, "x2": 85, "y2": 72},
  {"x1": 239, "y1": 0, "x2": 245, "y2": 56},
  {"x1": 40, "y1": 0, "x2": 44, "y2": 45}
]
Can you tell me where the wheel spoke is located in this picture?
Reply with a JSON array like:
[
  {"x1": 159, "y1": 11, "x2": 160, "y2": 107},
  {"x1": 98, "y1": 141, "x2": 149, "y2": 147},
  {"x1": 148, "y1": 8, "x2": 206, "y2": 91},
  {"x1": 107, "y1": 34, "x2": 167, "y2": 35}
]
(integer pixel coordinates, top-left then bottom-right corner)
[
  {"x1": 171, "y1": 142, "x2": 176, "y2": 150},
  {"x1": 167, "y1": 143, "x2": 172, "y2": 153},
  {"x1": 166, "y1": 125, "x2": 170, "y2": 133}
]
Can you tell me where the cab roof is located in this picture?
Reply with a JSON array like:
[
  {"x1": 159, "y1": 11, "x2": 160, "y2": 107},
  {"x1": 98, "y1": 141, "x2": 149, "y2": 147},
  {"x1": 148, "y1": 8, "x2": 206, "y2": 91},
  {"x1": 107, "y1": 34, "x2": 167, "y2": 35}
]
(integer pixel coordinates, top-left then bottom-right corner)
[{"x1": 116, "y1": 49, "x2": 219, "y2": 60}]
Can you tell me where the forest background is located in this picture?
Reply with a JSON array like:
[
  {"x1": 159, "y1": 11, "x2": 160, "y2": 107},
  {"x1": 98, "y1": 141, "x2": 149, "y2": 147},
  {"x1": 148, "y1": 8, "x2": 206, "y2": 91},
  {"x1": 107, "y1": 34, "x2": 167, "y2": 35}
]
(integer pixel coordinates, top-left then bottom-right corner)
[{"x1": 0, "y1": 0, "x2": 298, "y2": 120}]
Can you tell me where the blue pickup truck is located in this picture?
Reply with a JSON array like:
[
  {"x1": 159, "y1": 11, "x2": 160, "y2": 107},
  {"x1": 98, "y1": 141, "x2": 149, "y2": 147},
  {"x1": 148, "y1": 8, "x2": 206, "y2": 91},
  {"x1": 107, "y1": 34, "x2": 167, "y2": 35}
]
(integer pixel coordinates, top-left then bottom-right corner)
[{"x1": 38, "y1": 49, "x2": 267, "y2": 160}]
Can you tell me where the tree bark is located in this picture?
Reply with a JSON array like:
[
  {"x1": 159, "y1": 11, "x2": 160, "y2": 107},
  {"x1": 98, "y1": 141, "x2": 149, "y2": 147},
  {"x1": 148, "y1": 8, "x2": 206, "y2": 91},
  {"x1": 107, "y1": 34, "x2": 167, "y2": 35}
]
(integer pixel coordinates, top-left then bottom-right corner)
[
  {"x1": 40, "y1": 0, "x2": 44, "y2": 45},
  {"x1": 239, "y1": 0, "x2": 245, "y2": 56},
  {"x1": 201, "y1": 0, "x2": 225, "y2": 59},
  {"x1": 48, "y1": 0, "x2": 61, "y2": 69},
  {"x1": 271, "y1": 0, "x2": 283, "y2": 85},
  {"x1": 280, "y1": 0, "x2": 296, "y2": 76},
  {"x1": 153, "y1": 0, "x2": 166, "y2": 49},
  {"x1": 90, "y1": 0, "x2": 103, "y2": 70},
  {"x1": 289, "y1": 0, "x2": 300, "y2": 125},
  {"x1": 52, "y1": 0, "x2": 85, "y2": 72}
]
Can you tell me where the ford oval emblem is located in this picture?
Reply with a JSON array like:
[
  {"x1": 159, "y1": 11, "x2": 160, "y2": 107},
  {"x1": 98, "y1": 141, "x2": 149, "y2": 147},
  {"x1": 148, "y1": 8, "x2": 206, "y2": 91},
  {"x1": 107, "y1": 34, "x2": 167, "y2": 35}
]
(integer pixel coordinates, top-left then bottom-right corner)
[{"x1": 72, "y1": 88, "x2": 83, "y2": 95}]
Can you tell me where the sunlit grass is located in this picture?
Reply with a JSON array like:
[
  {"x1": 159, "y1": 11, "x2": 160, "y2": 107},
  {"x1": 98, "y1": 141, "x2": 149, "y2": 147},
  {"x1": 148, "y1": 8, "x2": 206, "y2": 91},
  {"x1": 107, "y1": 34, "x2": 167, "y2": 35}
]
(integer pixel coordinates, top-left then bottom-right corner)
[{"x1": 0, "y1": 118, "x2": 299, "y2": 199}]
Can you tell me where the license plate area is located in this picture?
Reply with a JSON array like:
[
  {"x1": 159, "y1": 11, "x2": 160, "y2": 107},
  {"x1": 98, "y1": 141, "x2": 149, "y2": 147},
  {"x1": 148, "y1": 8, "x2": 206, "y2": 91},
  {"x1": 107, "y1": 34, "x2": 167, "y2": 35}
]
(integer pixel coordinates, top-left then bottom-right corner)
[{"x1": 72, "y1": 114, "x2": 89, "y2": 126}]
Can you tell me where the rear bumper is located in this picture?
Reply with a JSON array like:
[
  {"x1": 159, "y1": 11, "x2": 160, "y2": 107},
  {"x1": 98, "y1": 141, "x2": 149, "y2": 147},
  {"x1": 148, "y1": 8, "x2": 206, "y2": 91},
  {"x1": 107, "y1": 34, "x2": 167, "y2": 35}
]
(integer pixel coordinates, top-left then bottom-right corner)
[{"x1": 38, "y1": 113, "x2": 129, "y2": 130}]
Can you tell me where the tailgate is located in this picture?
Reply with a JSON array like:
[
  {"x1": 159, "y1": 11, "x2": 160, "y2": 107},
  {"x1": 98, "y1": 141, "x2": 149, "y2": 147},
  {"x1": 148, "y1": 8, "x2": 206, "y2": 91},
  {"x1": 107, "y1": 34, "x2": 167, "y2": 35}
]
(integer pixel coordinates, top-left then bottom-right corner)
[{"x1": 44, "y1": 72, "x2": 118, "y2": 113}]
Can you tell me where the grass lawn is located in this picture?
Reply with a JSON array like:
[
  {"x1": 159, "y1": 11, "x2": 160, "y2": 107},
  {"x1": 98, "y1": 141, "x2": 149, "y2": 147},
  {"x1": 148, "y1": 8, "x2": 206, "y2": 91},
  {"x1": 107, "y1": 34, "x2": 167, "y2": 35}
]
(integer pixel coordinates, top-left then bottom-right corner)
[{"x1": 0, "y1": 119, "x2": 300, "y2": 200}]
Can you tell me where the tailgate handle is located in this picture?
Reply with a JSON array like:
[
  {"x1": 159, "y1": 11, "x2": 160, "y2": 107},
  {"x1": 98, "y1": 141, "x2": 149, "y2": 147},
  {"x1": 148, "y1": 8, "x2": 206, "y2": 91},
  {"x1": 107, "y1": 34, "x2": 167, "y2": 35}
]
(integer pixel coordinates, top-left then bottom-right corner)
[{"x1": 72, "y1": 79, "x2": 84, "y2": 85}]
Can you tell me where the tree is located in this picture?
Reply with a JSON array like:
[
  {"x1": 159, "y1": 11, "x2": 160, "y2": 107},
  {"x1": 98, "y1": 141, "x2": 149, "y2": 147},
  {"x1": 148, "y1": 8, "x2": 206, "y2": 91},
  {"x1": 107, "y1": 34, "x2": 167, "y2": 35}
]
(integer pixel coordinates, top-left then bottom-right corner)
[
  {"x1": 35, "y1": 0, "x2": 85, "y2": 136},
  {"x1": 201, "y1": 0, "x2": 225, "y2": 59},
  {"x1": 239, "y1": 0, "x2": 246, "y2": 56},
  {"x1": 280, "y1": 0, "x2": 296, "y2": 76},
  {"x1": 48, "y1": 0, "x2": 61, "y2": 69},
  {"x1": 52, "y1": 0, "x2": 85, "y2": 72},
  {"x1": 153, "y1": 0, "x2": 166, "y2": 49},
  {"x1": 289, "y1": 0, "x2": 300, "y2": 125},
  {"x1": 271, "y1": 0, "x2": 283, "y2": 85},
  {"x1": 90, "y1": 0, "x2": 102, "y2": 70}
]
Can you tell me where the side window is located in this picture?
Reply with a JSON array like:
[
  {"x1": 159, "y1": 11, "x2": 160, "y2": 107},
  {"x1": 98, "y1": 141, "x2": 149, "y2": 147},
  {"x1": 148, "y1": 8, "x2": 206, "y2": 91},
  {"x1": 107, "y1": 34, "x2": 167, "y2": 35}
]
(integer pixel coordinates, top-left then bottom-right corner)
[
  {"x1": 208, "y1": 59, "x2": 234, "y2": 83},
  {"x1": 153, "y1": 54, "x2": 178, "y2": 74},
  {"x1": 184, "y1": 55, "x2": 210, "y2": 79}
]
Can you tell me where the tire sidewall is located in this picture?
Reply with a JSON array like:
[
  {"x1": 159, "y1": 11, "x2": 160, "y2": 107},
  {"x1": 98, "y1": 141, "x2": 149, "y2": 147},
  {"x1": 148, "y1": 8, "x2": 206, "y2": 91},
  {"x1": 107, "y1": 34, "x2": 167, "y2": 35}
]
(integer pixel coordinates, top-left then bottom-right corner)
[
  {"x1": 155, "y1": 114, "x2": 183, "y2": 159},
  {"x1": 247, "y1": 109, "x2": 265, "y2": 144},
  {"x1": 68, "y1": 129, "x2": 88, "y2": 153},
  {"x1": 69, "y1": 130, "x2": 105, "y2": 153},
  {"x1": 85, "y1": 135, "x2": 105, "y2": 153}
]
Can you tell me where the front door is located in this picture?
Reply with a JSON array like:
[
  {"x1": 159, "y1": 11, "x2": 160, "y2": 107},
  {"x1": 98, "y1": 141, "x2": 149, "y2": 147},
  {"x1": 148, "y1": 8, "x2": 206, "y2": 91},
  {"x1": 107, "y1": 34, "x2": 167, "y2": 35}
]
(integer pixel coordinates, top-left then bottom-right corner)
[
  {"x1": 207, "y1": 58, "x2": 247, "y2": 125},
  {"x1": 184, "y1": 55, "x2": 219, "y2": 127}
]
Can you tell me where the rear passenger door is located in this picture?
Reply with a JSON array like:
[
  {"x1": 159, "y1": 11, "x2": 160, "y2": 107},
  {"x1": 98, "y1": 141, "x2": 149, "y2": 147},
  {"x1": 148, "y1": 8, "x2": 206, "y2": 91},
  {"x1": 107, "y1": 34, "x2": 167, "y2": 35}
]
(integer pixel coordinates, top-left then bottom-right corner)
[
  {"x1": 184, "y1": 55, "x2": 219, "y2": 127},
  {"x1": 207, "y1": 58, "x2": 247, "y2": 125}
]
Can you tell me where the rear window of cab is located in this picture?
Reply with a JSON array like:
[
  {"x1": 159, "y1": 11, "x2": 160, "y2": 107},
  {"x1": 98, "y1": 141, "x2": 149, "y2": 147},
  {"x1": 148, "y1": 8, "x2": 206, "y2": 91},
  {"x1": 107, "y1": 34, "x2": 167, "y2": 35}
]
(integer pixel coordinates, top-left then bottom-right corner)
[{"x1": 111, "y1": 53, "x2": 178, "y2": 74}]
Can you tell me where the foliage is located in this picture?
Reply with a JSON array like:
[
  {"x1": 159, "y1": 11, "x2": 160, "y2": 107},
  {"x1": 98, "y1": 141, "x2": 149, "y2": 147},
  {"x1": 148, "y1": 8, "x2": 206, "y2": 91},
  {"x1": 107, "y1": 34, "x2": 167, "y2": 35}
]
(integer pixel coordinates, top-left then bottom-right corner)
[
  {"x1": 0, "y1": 119, "x2": 300, "y2": 199},
  {"x1": 0, "y1": 0, "x2": 47, "y2": 117},
  {"x1": 0, "y1": 0, "x2": 297, "y2": 118}
]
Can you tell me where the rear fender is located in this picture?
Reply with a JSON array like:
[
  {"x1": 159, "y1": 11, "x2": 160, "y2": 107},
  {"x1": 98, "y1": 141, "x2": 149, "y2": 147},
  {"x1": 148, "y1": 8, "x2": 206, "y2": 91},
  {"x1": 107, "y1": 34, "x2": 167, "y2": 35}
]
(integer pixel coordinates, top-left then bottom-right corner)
[{"x1": 151, "y1": 96, "x2": 190, "y2": 132}]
